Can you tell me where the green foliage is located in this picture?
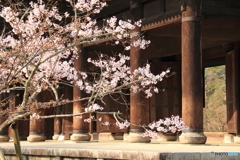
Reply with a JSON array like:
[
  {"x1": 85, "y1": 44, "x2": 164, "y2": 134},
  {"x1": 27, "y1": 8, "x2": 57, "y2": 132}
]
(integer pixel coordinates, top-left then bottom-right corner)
[{"x1": 204, "y1": 65, "x2": 227, "y2": 132}]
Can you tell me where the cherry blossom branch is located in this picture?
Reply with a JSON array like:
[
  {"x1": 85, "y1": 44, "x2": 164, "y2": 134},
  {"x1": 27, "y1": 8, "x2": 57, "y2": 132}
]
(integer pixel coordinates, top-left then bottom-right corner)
[
  {"x1": 44, "y1": 79, "x2": 59, "y2": 101},
  {"x1": 21, "y1": 59, "x2": 42, "y2": 107},
  {"x1": 38, "y1": 111, "x2": 122, "y2": 119},
  {"x1": 0, "y1": 1, "x2": 187, "y2": 140},
  {"x1": 0, "y1": 110, "x2": 122, "y2": 132},
  {"x1": 0, "y1": 112, "x2": 32, "y2": 131}
]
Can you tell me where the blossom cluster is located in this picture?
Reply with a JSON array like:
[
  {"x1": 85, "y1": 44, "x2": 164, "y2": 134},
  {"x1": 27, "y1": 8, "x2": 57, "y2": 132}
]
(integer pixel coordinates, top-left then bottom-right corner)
[
  {"x1": 104, "y1": 17, "x2": 150, "y2": 50},
  {"x1": 116, "y1": 120, "x2": 130, "y2": 129},
  {"x1": 83, "y1": 115, "x2": 95, "y2": 123},
  {"x1": 80, "y1": 54, "x2": 170, "y2": 98},
  {"x1": 66, "y1": 0, "x2": 107, "y2": 14},
  {"x1": 142, "y1": 115, "x2": 189, "y2": 139},
  {"x1": 142, "y1": 130, "x2": 158, "y2": 139},
  {"x1": 102, "y1": 121, "x2": 110, "y2": 126},
  {"x1": 32, "y1": 113, "x2": 41, "y2": 119},
  {"x1": 132, "y1": 64, "x2": 170, "y2": 98},
  {"x1": 85, "y1": 103, "x2": 104, "y2": 112},
  {"x1": 0, "y1": 0, "x2": 151, "y2": 97}
]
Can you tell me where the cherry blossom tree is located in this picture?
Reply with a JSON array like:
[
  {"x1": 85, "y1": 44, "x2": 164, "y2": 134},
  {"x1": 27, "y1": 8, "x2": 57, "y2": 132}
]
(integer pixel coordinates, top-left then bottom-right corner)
[{"x1": 0, "y1": 0, "x2": 187, "y2": 139}]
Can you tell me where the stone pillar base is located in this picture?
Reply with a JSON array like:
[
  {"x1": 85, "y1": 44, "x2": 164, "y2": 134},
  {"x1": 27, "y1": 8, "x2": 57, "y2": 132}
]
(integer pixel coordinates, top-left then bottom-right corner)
[
  {"x1": 70, "y1": 133, "x2": 91, "y2": 142},
  {"x1": 234, "y1": 136, "x2": 240, "y2": 143},
  {"x1": 52, "y1": 134, "x2": 60, "y2": 140},
  {"x1": 19, "y1": 136, "x2": 28, "y2": 140},
  {"x1": 224, "y1": 133, "x2": 234, "y2": 143},
  {"x1": 128, "y1": 132, "x2": 151, "y2": 143},
  {"x1": 99, "y1": 132, "x2": 114, "y2": 141},
  {"x1": 90, "y1": 133, "x2": 99, "y2": 141},
  {"x1": 123, "y1": 133, "x2": 129, "y2": 141},
  {"x1": 155, "y1": 132, "x2": 165, "y2": 142},
  {"x1": 113, "y1": 133, "x2": 124, "y2": 140},
  {"x1": 163, "y1": 133, "x2": 177, "y2": 141},
  {"x1": 99, "y1": 132, "x2": 124, "y2": 140},
  {"x1": 27, "y1": 134, "x2": 46, "y2": 142},
  {"x1": 179, "y1": 132, "x2": 206, "y2": 144},
  {"x1": 0, "y1": 135, "x2": 10, "y2": 142}
]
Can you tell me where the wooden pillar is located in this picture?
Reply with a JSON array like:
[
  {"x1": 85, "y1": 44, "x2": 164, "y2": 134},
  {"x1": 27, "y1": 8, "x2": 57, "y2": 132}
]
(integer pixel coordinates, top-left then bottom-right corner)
[
  {"x1": 27, "y1": 108, "x2": 46, "y2": 142},
  {"x1": 0, "y1": 93, "x2": 10, "y2": 141},
  {"x1": 9, "y1": 91, "x2": 29, "y2": 140},
  {"x1": 62, "y1": 85, "x2": 73, "y2": 139},
  {"x1": 70, "y1": 47, "x2": 91, "y2": 141},
  {"x1": 179, "y1": 0, "x2": 206, "y2": 144},
  {"x1": 128, "y1": 0, "x2": 150, "y2": 143},
  {"x1": 52, "y1": 106, "x2": 62, "y2": 140},
  {"x1": 27, "y1": 94, "x2": 46, "y2": 142},
  {"x1": 0, "y1": 118, "x2": 9, "y2": 141}
]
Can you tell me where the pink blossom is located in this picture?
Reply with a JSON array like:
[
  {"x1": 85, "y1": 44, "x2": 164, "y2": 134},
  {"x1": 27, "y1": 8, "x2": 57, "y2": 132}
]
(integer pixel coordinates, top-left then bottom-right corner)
[
  {"x1": 102, "y1": 122, "x2": 110, "y2": 126},
  {"x1": 142, "y1": 130, "x2": 158, "y2": 139},
  {"x1": 116, "y1": 120, "x2": 130, "y2": 129},
  {"x1": 85, "y1": 104, "x2": 104, "y2": 112},
  {"x1": 84, "y1": 118, "x2": 91, "y2": 123},
  {"x1": 147, "y1": 115, "x2": 188, "y2": 134},
  {"x1": 32, "y1": 113, "x2": 40, "y2": 119},
  {"x1": 76, "y1": 115, "x2": 83, "y2": 119}
]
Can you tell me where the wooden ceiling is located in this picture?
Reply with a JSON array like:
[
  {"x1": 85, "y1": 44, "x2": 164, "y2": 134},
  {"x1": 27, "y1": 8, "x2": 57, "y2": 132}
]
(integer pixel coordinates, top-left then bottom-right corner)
[
  {"x1": 91, "y1": 0, "x2": 240, "y2": 59},
  {"x1": 146, "y1": 20, "x2": 240, "y2": 58}
]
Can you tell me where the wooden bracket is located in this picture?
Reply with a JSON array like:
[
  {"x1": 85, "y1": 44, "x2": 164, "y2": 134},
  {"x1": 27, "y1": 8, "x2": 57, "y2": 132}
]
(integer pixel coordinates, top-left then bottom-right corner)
[{"x1": 181, "y1": 2, "x2": 186, "y2": 12}]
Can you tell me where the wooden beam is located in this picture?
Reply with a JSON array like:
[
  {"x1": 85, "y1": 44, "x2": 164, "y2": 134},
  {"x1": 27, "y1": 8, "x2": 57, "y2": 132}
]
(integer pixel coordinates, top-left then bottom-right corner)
[
  {"x1": 204, "y1": 15, "x2": 240, "y2": 22},
  {"x1": 141, "y1": 11, "x2": 181, "y2": 31},
  {"x1": 203, "y1": 28, "x2": 240, "y2": 41},
  {"x1": 150, "y1": 21, "x2": 240, "y2": 41},
  {"x1": 202, "y1": 45, "x2": 226, "y2": 60},
  {"x1": 203, "y1": 6, "x2": 240, "y2": 17},
  {"x1": 146, "y1": 47, "x2": 180, "y2": 58}
]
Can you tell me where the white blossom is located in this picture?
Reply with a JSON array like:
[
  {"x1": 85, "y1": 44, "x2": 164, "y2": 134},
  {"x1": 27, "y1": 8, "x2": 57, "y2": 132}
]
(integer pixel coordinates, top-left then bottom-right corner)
[
  {"x1": 32, "y1": 113, "x2": 40, "y2": 119},
  {"x1": 143, "y1": 115, "x2": 189, "y2": 139},
  {"x1": 85, "y1": 104, "x2": 104, "y2": 112},
  {"x1": 102, "y1": 122, "x2": 110, "y2": 126},
  {"x1": 116, "y1": 120, "x2": 130, "y2": 129}
]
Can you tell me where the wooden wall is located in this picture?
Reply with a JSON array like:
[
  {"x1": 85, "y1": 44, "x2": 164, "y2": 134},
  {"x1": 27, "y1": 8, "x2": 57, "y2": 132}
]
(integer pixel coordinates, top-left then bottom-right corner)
[
  {"x1": 150, "y1": 60, "x2": 182, "y2": 120},
  {"x1": 96, "y1": 94, "x2": 129, "y2": 133},
  {"x1": 226, "y1": 42, "x2": 240, "y2": 135}
]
